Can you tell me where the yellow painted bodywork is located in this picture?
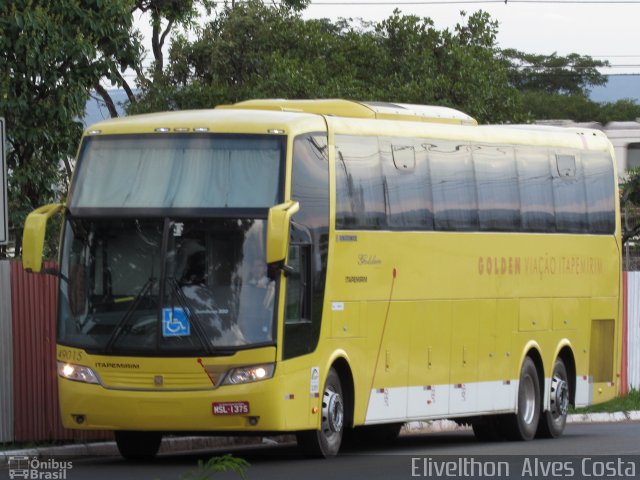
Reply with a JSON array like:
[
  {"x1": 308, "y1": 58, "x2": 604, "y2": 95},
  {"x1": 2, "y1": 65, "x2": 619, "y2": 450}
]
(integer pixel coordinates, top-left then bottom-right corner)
[
  {"x1": 217, "y1": 98, "x2": 478, "y2": 125},
  {"x1": 266, "y1": 201, "x2": 300, "y2": 264},
  {"x1": 21, "y1": 203, "x2": 65, "y2": 272},
  {"x1": 54, "y1": 100, "x2": 621, "y2": 433}
]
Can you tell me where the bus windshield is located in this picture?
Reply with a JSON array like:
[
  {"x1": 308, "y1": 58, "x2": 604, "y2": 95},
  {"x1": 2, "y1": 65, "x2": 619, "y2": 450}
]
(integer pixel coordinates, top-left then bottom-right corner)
[
  {"x1": 69, "y1": 134, "x2": 283, "y2": 209},
  {"x1": 58, "y1": 217, "x2": 277, "y2": 355}
]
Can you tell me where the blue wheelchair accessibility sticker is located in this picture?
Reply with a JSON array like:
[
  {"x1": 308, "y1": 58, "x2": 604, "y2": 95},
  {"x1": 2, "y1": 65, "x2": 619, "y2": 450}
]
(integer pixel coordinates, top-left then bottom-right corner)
[{"x1": 162, "y1": 307, "x2": 191, "y2": 337}]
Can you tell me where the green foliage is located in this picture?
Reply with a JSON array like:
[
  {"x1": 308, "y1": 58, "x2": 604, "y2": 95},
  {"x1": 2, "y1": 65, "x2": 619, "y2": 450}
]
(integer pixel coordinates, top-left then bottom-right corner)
[
  {"x1": 180, "y1": 454, "x2": 250, "y2": 480},
  {"x1": 597, "y1": 99, "x2": 640, "y2": 124},
  {"x1": 515, "y1": 91, "x2": 640, "y2": 125},
  {"x1": 501, "y1": 49, "x2": 640, "y2": 123},
  {"x1": 517, "y1": 91, "x2": 600, "y2": 122},
  {"x1": 501, "y1": 49, "x2": 608, "y2": 95},
  {"x1": 571, "y1": 390, "x2": 640, "y2": 415},
  {"x1": 131, "y1": 4, "x2": 520, "y2": 123},
  {"x1": 0, "y1": 0, "x2": 142, "y2": 255},
  {"x1": 620, "y1": 167, "x2": 640, "y2": 245}
]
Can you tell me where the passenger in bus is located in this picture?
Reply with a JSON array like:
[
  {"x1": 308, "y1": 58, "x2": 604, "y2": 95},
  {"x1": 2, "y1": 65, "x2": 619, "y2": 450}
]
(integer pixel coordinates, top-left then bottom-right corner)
[
  {"x1": 179, "y1": 245, "x2": 246, "y2": 346},
  {"x1": 248, "y1": 258, "x2": 275, "y2": 306},
  {"x1": 239, "y1": 259, "x2": 275, "y2": 342}
]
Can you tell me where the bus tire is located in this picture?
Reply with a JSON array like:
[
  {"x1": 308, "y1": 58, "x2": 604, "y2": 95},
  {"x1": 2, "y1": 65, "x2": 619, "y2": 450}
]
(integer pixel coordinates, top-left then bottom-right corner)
[
  {"x1": 297, "y1": 368, "x2": 344, "y2": 457},
  {"x1": 503, "y1": 357, "x2": 541, "y2": 441},
  {"x1": 537, "y1": 358, "x2": 570, "y2": 438},
  {"x1": 115, "y1": 431, "x2": 162, "y2": 460}
]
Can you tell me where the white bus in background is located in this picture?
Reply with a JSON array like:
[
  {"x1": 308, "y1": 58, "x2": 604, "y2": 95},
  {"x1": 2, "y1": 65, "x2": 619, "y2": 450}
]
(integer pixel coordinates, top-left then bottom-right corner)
[
  {"x1": 537, "y1": 119, "x2": 640, "y2": 177},
  {"x1": 603, "y1": 121, "x2": 640, "y2": 175}
]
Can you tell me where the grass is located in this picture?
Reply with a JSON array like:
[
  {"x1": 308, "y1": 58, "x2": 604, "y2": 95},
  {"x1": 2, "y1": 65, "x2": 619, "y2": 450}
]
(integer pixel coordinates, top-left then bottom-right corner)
[{"x1": 571, "y1": 389, "x2": 640, "y2": 414}]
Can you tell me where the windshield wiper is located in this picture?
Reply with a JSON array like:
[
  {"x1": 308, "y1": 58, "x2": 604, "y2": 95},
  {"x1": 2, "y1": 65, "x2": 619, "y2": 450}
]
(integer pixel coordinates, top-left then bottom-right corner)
[
  {"x1": 168, "y1": 278, "x2": 215, "y2": 356},
  {"x1": 104, "y1": 277, "x2": 156, "y2": 354}
]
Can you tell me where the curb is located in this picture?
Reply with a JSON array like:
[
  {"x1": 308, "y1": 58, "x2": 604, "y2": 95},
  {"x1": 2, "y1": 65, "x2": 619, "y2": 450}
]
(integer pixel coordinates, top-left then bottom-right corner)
[
  {"x1": 0, "y1": 435, "x2": 291, "y2": 468},
  {"x1": 403, "y1": 410, "x2": 640, "y2": 434},
  {"x1": 2, "y1": 412, "x2": 639, "y2": 467}
]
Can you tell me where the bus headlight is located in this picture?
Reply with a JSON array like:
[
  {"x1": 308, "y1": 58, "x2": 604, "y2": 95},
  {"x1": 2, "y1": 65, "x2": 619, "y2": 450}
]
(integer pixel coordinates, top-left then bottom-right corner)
[
  {"x1": 222, "y1": 364, "x2": 275, "y2": 385},
  {"x1": 57, "y1": 361, "x2": 100, "y2": 384}
]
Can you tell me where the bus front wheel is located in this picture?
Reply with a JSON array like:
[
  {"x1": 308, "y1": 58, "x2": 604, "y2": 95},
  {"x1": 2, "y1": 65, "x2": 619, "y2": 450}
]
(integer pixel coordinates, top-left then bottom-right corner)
[
  {"x1": 503, "y1": 357, "x2": 541, "y2": 441},
  {"x1": 297, "y1": 368, "x2": 344, "y2": 457},
  {"x1": 537, "y1": 358, "x2": 570, "y2": 438},
  {"x1": 115, "y1": 431, "x2": 162, "y2": 460}
]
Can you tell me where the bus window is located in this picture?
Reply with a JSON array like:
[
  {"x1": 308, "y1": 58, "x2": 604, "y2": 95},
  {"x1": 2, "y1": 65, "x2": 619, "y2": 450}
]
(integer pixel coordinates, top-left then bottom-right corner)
[
  {"x1": 283, "y1": 242, "x2": 313, "y2": 359},
  {"x1": 517, "y1": 148, "x2": 555, "y2": 232},
  {"x1": 473, "y1": 145, "x2": 520, "y2": 231},
  {"x1": 553, "y1": 153, "x2": 587, "y2": 233},
  {"x1": 70, "y1": 134, "x2": 283, "y2": 210},
  {"x1": 583, "y1": 152, "x2": 615, "y2": 234},
  {"x1": 335, "y1": 135, "x2": 385, "y2": 229},
  {"x1": 285, "y1": 133, "x2": 329, "y2": 359},
  {"x1": 428, "y1": 142, "x2": 478, "y2": 231},
  {"x1": 380, "y1": 138, "x2": 434, "y2": 230}
]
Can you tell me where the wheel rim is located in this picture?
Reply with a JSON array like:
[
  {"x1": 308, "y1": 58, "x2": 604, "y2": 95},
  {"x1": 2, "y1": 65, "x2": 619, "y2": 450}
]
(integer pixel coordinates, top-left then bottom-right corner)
[
  {"x1": 521, "y1": 374, "x2": 537, "y2": 425},
  {"x1": 550, "y1": 375, "x2": 569, "y2": 419},
  {"x1": 322, "y1": 386, "x2": 344, "y2": 437}
]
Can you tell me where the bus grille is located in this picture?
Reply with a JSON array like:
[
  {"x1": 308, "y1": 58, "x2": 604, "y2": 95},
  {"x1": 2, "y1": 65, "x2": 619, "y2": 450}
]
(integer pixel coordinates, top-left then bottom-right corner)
[{"x1": 98, "y1": 371, "x2": 214, "y2": 391}]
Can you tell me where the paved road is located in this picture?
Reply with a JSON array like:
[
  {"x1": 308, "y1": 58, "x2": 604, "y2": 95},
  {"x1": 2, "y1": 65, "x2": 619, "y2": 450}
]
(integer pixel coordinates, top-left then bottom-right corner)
[{"x1": 4, "y1": 422, "x2": 640, "y2": 480}]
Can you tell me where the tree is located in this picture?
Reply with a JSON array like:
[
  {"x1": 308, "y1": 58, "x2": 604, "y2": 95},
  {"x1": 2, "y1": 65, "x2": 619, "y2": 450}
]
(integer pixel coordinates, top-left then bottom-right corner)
[
  {"x1": 501, "y1": 49, "x2": 608, "y2": 95},
  {"x1": 131, "y1": 4, "x2": 520, "y2": 123},
  {"x1": 0, "y1": 0, "x2": 142, "y2": 255},
  {"x1": 620, "y1": 167, "x2": 640, "y2": 245},
  {"x1": 499, "y1": 50, "x2": 640, "y2": 123},
  {"x1": 598, "y1": 99, "x2": 640, "y2": 124},
  {"x1": 99, "y1": 0, "x2": 311, "y2": 115}
]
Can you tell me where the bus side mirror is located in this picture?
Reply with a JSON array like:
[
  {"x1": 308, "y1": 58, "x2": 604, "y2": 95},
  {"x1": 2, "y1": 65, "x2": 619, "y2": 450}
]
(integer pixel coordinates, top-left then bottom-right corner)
[
  {"x1": 266, "y1": 201, "x2": 300, "y2": 265},
  {"x1": 22, "y1": 203, "x2": 65, "y2": 273}
]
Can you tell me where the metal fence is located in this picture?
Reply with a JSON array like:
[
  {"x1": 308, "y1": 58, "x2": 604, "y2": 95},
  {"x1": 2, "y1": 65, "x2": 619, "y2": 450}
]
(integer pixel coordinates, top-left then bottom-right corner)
[
  {"x1": 8, "y1": 261, "x2": 111, "y2": 443},
  {"x1": 0, "y1": 261, "x2": 13, "y2": 443},
  {"x1": 626, "y1": 272, "x2": 640, "y2": 390}
]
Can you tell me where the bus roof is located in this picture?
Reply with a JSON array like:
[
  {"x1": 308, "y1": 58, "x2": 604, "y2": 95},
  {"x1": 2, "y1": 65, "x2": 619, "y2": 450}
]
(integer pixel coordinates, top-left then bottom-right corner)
[
  {"x1": 83, "y1": 108, "x2": 327, "y2": 136},
  {"x1": 217, "y1": 99, "x2": 478, "y2": 126},
  {"x1": 83, "y1": 100, "x2": 610, "y2": 152}
]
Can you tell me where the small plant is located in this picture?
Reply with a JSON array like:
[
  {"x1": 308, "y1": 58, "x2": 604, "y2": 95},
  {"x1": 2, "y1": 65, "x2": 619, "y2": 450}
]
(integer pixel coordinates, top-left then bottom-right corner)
[
  {"x1": 181, "y1": 454, "x2": 250, "y2": 480},
  {"x1": 571, "y1": 389, "x2": 640, "y2": 414}
]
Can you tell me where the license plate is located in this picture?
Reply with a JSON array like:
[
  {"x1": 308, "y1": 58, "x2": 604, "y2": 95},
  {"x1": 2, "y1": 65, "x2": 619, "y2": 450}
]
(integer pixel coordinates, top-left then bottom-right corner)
[{"x1": 212, "y1": 401, "x2": 250, "y2": 415}]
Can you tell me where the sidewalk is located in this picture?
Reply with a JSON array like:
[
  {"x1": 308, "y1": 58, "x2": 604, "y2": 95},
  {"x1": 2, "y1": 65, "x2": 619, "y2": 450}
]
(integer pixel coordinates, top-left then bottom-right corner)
[{"x1": 2, "y1": 411, "x2": 640, "y2": 467}]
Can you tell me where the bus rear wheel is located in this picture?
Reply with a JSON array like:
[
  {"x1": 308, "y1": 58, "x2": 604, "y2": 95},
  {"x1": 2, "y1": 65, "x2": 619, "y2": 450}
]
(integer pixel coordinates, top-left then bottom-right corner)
[
  {"x1": 115, "y1": 431, "x2": 162, "y2": 460},
  {"x1": 297, "y1": 368, "x2": 344, "y2": 457},
  {"x1": 502, "y1": 357, "x2": 541, "y2": 441},
  {"x1": 537, "y1": 358, "x2": 570, "y2": 438}
]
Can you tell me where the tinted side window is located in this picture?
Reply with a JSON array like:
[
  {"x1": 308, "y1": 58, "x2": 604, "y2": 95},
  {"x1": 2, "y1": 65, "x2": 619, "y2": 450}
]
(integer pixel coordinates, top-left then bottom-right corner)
[
  {"x1": 553, "y1": 153, "x2": 587, "y2": 233},
  {"x1": 627, "y1": 143, "x2": 640, "y2": 170},
  {"x1": 380, "y1": 138, "x2": 434, "y2": 230},
  {"x1": 429, "y1": 142, "x2": 478, "y2": 231},
  {"x1": 474, "y1": 145, "x2": 520, "y2": 231},
  {"x1": 583, "y1": 152, "x2": 615, "y2": 234},
  {"x1": 517, "y1": 148, "x2": 555, "y2": 232},
  {"x1": 286, "y1": 133, "x2": 329, "y2": 360},
  {"x1": 335, "y1": 135, "x2": 385, "y2": 229}
]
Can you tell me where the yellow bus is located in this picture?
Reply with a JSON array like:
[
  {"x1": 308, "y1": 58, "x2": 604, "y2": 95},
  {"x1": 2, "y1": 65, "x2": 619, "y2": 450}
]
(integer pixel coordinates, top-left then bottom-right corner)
[{"x1": 22, "y1": 99, "x2": 622, "y2": 459}]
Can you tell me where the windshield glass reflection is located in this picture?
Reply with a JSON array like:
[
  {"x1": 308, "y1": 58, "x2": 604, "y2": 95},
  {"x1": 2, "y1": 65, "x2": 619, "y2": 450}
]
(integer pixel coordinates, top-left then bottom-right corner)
[{"x1": 58, "y1": 217, "x2": 277, "y2": 355}]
